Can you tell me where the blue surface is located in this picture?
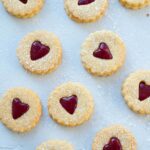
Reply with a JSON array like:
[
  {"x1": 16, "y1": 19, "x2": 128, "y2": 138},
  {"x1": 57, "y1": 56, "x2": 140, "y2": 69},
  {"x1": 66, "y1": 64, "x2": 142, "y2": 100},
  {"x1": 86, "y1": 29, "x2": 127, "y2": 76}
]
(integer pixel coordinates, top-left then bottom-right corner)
[{"x1": 0, "y1": 0, "x2": 150, "y2": 149}]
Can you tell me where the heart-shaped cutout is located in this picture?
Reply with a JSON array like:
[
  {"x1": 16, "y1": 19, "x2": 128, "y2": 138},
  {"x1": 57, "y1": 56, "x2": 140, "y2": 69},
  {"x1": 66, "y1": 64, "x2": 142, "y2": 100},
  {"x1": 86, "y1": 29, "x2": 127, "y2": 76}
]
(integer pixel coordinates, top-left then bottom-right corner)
[
  {"x1": 93, "y1": 42, "x2": 113, "y2": 60},
  {"x1": 30, "y1": 41, "x2": 50, "y2": 61},
  {"x1": 60, "y1": 95, "x2": 78, "y2": 114},
  {"x1": 19, "y1": 0, "x2": 28, "y2": 4},
  {"x1": 78, "y1": 0, "x2": 95, "y2": 5},
  {"x1": 12, "y1": 98, "x2": 29, "y2": 119},
  {"x1": 139, "y1": 81, "x2": 150, "y2": 101},
  {"x1": 103, "y1": 137, "x2": 122, "y2": 150}
]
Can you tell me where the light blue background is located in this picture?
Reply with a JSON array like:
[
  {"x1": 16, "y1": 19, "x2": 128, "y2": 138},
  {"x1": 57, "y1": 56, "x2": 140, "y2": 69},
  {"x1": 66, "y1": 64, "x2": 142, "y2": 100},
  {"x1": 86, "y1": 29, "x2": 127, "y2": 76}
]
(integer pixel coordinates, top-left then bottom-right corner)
[{"x1": 0, "y1": 0, "x2": 150, "y2": 149}]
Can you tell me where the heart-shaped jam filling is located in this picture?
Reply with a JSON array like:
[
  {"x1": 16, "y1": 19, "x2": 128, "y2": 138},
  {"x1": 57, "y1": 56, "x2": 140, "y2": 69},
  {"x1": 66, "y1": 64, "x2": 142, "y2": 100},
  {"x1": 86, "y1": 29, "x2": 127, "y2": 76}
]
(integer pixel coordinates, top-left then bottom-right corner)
[
  {"x1": 78, "y1": 0, "x2": 95, "y2": 5},
  {"x1": 103, "y1": 137, "x2": 122, "y2": 150},
  {"x1": 139, "y1": 81, "x2": 150, "y2": 101},
  {"x1": 30, "y1": 41, "x2": 50, "y2": 61},
  {"x1": 93, "y1": 42, "x2": 113, "y2": 60},
  {"x1": 12, "y1": 98, "x2": 29, "y2": 119},
  {"x1": 60, "y1": 95, "x2": 78, "y2": 114},
  {"x1": 19, "y1": 0, "x2": 28, "y2": 4}
]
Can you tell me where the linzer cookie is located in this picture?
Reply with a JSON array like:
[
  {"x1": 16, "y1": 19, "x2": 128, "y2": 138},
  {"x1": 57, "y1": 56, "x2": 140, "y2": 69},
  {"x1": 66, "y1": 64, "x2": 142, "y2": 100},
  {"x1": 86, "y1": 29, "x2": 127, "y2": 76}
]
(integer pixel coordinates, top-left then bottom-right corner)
[
  {"x1": 122, "y1": 70, "x2": 150, "y2": 114},
  {"x1": 0, "y1": 87, "x2": 42, "y2": 133},
  {"x1": 81, "y1": 30, "x2": 126, "y2": 76},
  {"x1": 119, "y1": 0, "x2": 149, "y2": 9},
  {"x1": 48, "y1": 82, "x2": 94, "y2": 127},
  {"x1": 36, "y1": 140, "x2": 74, "y2": 150},
  {"x1": 2, "y1": 0, "x2": 44, "y2": 18},
  {"x1": 17, "y1": 31, "x2": 62, "y2": 75},
  {"x1": 64, "y1": 0, "x2": 108, "y2": 23},
  {"x1": 92, "y1": 125, "x2": 136, "y2": 150}
]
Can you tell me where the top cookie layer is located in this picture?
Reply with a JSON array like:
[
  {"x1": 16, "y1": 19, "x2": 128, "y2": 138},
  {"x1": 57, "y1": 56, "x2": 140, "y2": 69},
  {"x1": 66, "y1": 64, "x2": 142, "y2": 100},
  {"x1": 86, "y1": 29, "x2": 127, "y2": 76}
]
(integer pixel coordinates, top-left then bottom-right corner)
[
  {"x1": 122, "y1": 70, "x2": 150, "y2": 114},
  {"x1": 36, "y1": 140, "x2": 74, "y2": 150},
  {"x1": 2, "y1": 0, "x2": 44, "y2": 18},
  {"x1": 119, "y1": 0, "x2": 149, "y2": 9},
  {"x1": 0, "y1": 87, "x2": 42, "y2": 133},
  {"x1": 92, "y1": 125, "x2": 136, "y2": 150},
  {"x1": 64, "y1": 0, "x2": 108, "y2": 23},
  {"x1": 48, "y1": 82, "x2": 94, "y2": 127},
  {"x1": 17, "y1": 31, "x2": 62, "y2": 74},
  {"x1": 81, "y1": 30, "x2": 126, "y2": 76}
]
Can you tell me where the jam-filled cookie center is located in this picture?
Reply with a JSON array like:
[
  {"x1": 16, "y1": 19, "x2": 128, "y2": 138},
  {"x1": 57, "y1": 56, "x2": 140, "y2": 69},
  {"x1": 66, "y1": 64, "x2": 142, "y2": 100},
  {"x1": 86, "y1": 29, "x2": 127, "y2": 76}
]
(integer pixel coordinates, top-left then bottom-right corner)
[
  {"x1": 60, "y1": 95, "x2": 78, "y2": 115},
  {"x1": 78, "y1": 0, "x2": 95, "y2": 5},
  {"x1": 103, "y1": 137, "x2": 122, "y2": 150},
  {"x1": 19, "y1": 0, "x2": 28, "y2": 4},
  {"x1": 139, "y1": 81, "x2": 150, "y2": 101},
  {"x1": 93, "y1": 42, "x2": 113, "y2": 60},
  {"x1": 12, "y1": 98, "x2": 29, "y2": 119},
  {"x1": 30, "y1": 41, "x2": 50, "y2": 61}
]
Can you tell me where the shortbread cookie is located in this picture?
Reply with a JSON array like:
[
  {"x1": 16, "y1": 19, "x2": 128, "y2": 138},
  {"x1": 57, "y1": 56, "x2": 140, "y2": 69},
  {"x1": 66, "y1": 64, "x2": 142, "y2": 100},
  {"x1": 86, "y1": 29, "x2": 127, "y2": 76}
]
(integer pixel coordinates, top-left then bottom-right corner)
[
  {"x1": 81, "y1": 30, "x2": 126, "y2": 76},
  {"x1": 119, "y1": 0, "x2": 149, "y2": 9},
  {"x1": 36, "y1": 140, "x2": 74, "y2": 150},
  {"x1": 122, "y1": 70, "x2": 150, "y2": 114},
  {"x1": 92, "y1": 125, "x2": 136, "y2": 150},
  {"x1": 48, "y1": 82, "x2": 94, "y2": 127},
  {"x1": 2, "y1": 0, "x2": 44, "y2": 18},
  {"x1": 0, "y1": 88, "x2": 42, "y2": 133},
  {"x1": 64, "y1": 0, "x2": 108, "y2": 23},
  {"x1": 17, "y1": 31, "x2": 62, "y2": 75}
]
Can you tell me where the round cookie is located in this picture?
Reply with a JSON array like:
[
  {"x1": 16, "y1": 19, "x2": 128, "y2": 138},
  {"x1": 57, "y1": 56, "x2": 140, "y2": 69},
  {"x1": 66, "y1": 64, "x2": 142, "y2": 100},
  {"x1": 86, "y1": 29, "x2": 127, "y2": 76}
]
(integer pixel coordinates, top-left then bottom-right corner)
[
  {"x1": 122, "y1": 70, "x2": 150, "y2": 114},
  {"x1": 36, "y1": 140, "x2": 74, "y2": 150},
  {"x1": 17, "y1": 31, "x2": 62, "y2": 75},
  {"x1": 64, "y1": 0, "x2": 108, "y2": 23},
  {"x1": 0, "y1": 87, "x2": 42, "y2": 133},
  {"x1": 2, "y1": 0, "x2": 44, "y2": 18},
  {"x1": 92, "y1": 125, "x2": 136, "y2": 150},
  {"x1": 119, "y1": 0, "x2": 149, "y2": 9},
  {"x1": 81, "y1": 30, "x2": 126, "y2": 76},
  {"x1": 48, "y1": 82, "x2": 94, "y2": 127}
]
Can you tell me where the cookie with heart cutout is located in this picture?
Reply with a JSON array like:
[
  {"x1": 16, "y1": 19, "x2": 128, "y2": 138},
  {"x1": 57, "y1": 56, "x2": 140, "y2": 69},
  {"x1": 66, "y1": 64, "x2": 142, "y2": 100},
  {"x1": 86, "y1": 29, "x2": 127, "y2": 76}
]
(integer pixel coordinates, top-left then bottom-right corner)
[
  {"x1": 48, "y1": 82, "x2": 94, "y2": 127},
  {"x1": 92, "y1": 125, "x2": 136, "y2": 150},
  {"x1": 17, "y1": 31, "x2": 62, "y2": 75},
  {"x1": 80, "y1": 30, "x2": 126, "y2": 76},
  {"x1": 122, "y1": 70, "x2": 150, "y2": 114},
  {"x1": 119, "y1": 0, "x2": 149, "y2": 9},
  {"x1": 0, "y1": 87, "x2": 42, "y2": 133},
  {"x1": 64, "y1": 0, "x2": 108, "y2": 23},
  {"x1": 2, "y1": 0, "x2": 44, "y2": 18},
  {"x1": 36, "y1": 140, "x2": 74, "y2": 150}
]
